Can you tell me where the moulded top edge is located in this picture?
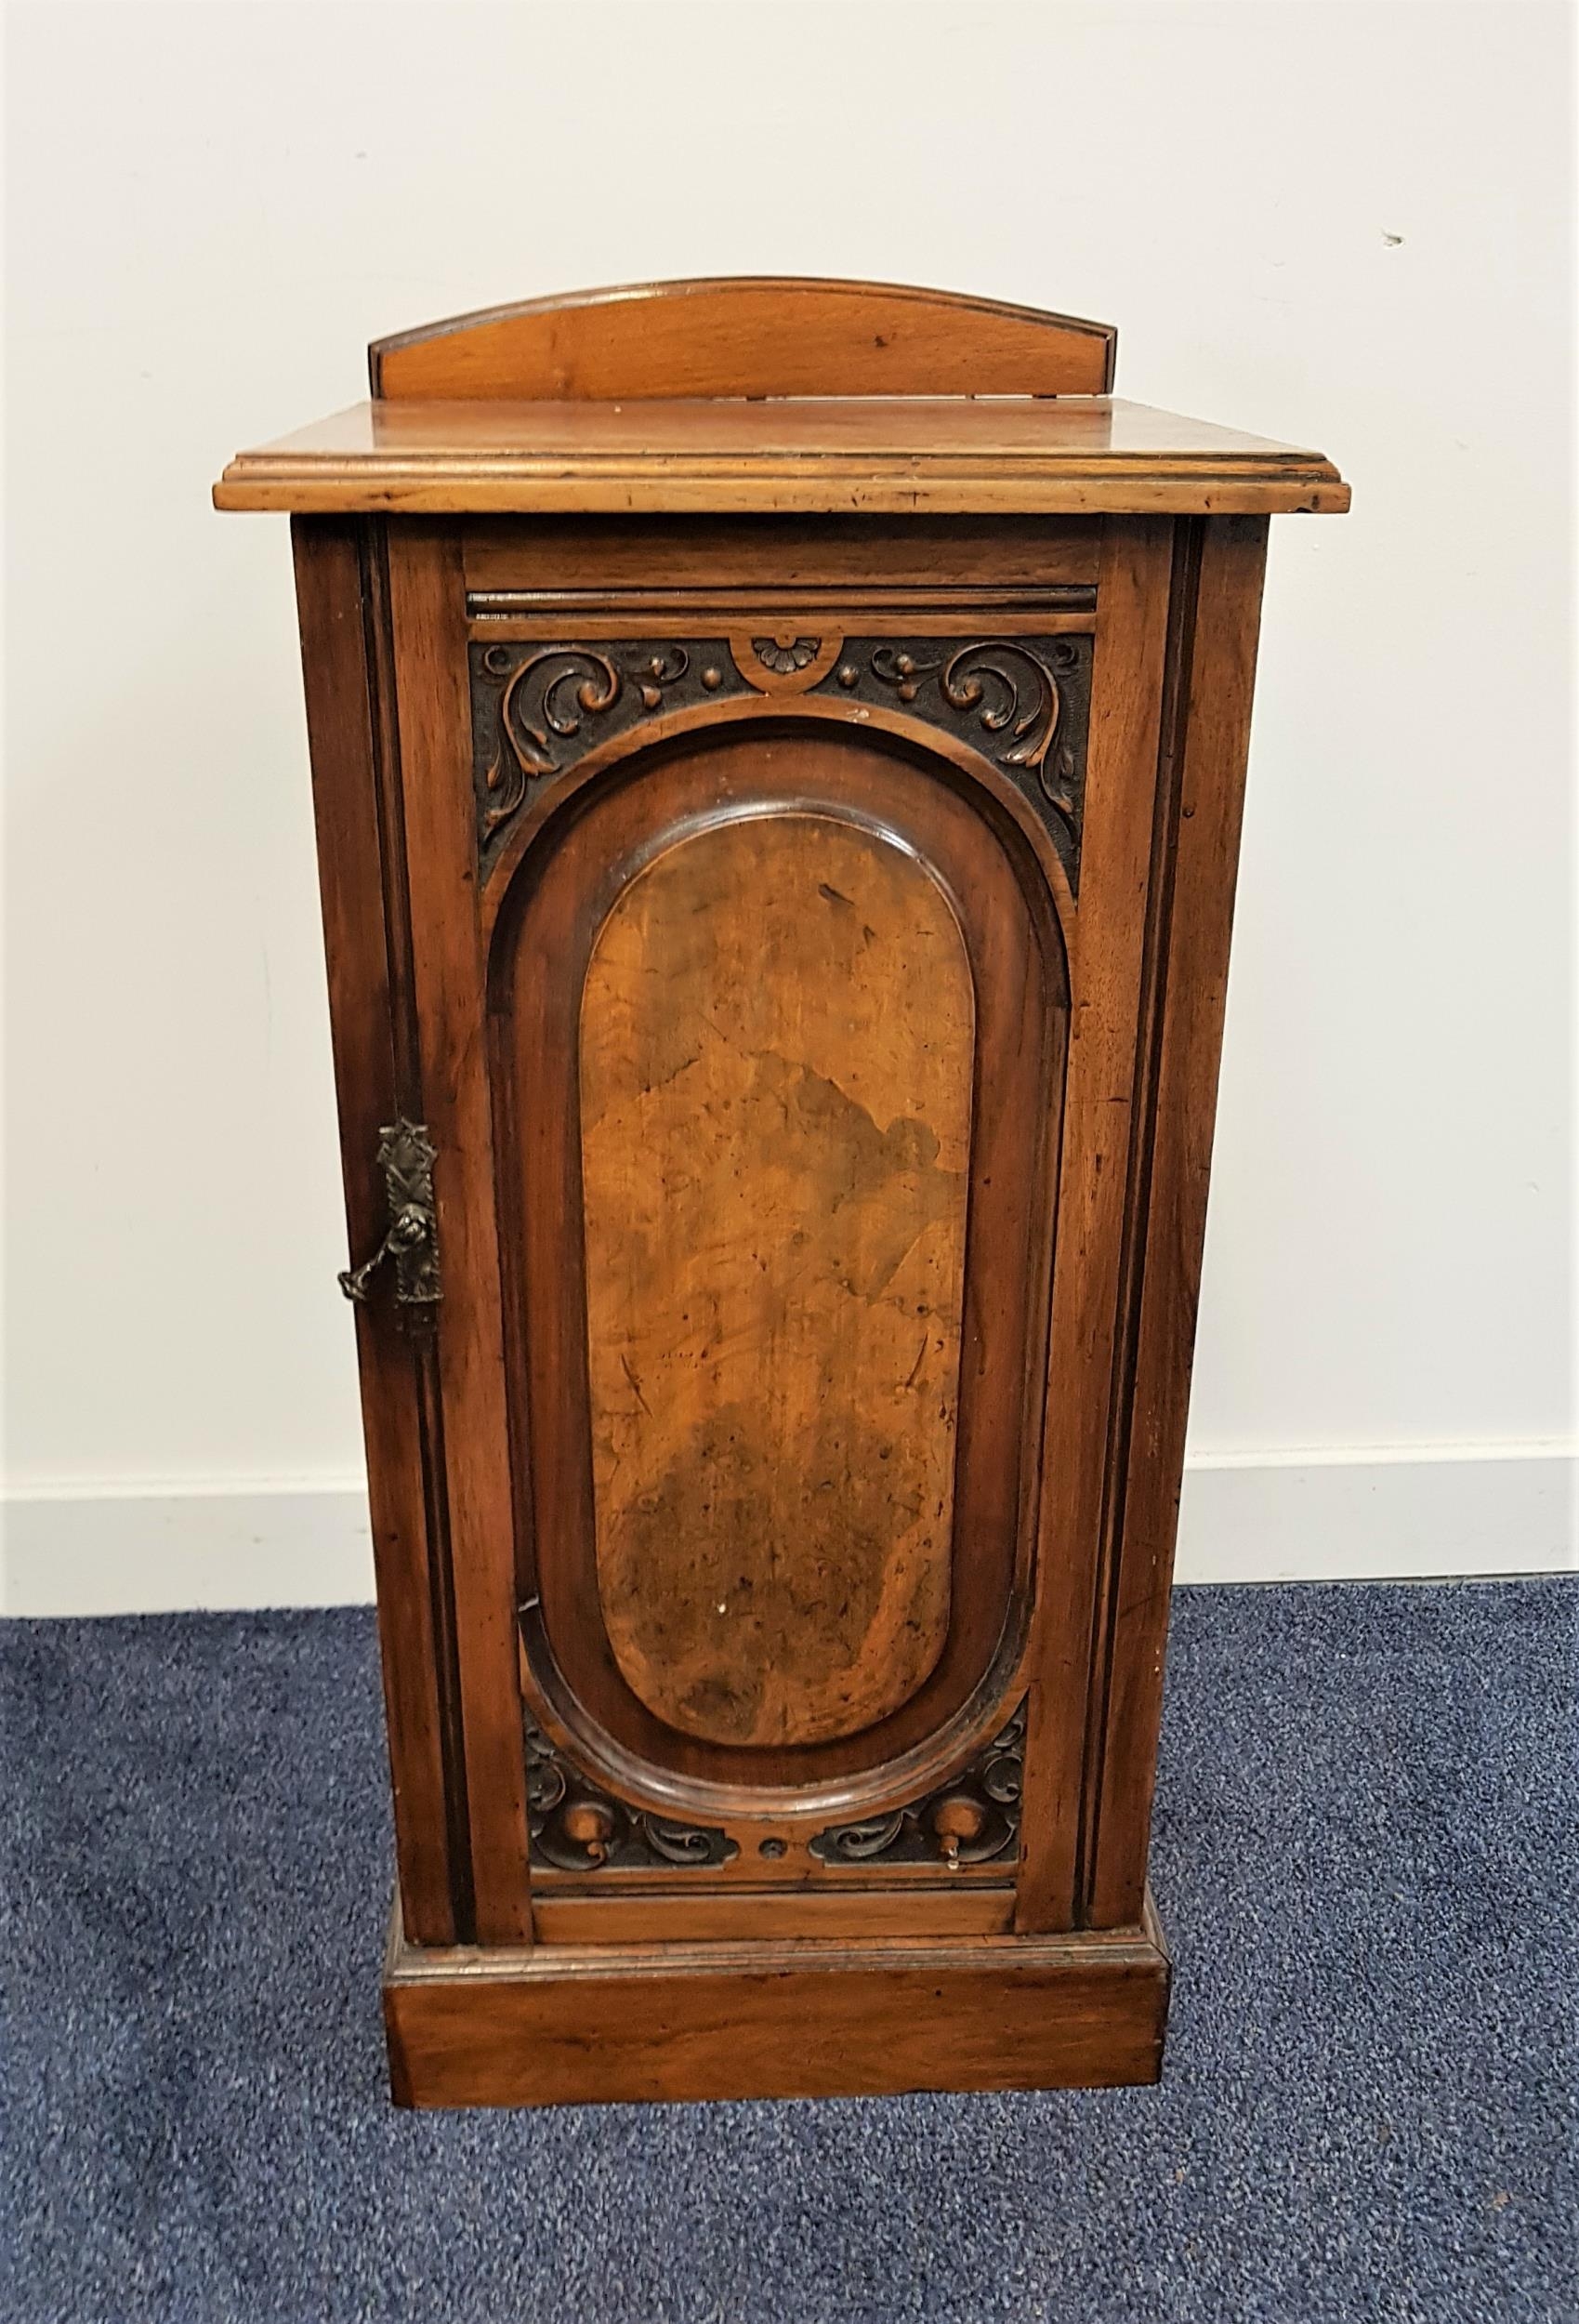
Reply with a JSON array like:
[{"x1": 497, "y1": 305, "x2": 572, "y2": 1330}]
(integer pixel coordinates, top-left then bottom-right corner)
[{"x1": 213, "y1": 396, "x2": 1350, "y2": 518}]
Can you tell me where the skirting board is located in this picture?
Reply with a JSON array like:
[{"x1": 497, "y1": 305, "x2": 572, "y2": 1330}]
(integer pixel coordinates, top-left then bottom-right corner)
[
  {"x1": 1, "y1": 1446, "x2": 1573, "y2": 1617},
  {"x1": 384, "y1": 1895, "x2": 1171, "y2": 2108}
]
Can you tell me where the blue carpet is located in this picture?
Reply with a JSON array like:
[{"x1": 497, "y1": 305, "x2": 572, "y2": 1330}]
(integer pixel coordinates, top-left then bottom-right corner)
[{"x1": 2, "y1": 1579, "x2": 1574, "y2": 2323}]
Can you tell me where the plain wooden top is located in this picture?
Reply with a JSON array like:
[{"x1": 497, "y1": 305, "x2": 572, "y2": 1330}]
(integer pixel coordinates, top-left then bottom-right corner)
[{"x1": 213, "y1": 396, "x2": 1349, "y2": 519}]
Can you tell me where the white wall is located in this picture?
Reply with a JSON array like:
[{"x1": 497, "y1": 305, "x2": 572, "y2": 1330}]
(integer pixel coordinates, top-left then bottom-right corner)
[{"x1": 4, "y1": 0, "x2": 1572, "y2": 1613}]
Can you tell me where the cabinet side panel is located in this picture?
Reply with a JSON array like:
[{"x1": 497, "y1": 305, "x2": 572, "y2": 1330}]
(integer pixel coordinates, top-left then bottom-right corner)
[
  {"x1": 383, "y1": 524, "x2": 533, "y2": 1943},
  {"x1": 1086, "y1": 515, "x2": 1269, "y2": 1928},
  {"x1": 1015, "y1": 517, "x2": 1175, "y2": 1933},
  {"x1": 290, "y1": 517, "x2": 457, "y2": 1945}
]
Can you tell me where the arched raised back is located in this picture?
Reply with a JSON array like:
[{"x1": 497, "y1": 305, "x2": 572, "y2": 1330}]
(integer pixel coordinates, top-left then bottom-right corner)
[{"x1": 369, "y1": 277, "x2": 1116, "y2": 402}]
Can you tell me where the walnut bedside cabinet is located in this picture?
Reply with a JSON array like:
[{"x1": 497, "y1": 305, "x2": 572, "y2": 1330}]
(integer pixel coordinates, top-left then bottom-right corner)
[{"x1": 214, "y1": 278, "x2": 1348, "y2": 2108}]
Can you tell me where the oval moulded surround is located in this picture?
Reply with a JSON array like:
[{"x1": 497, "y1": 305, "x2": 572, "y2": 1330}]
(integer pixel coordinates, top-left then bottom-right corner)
[
  {"x1": 493, "y1": 720, "x2": 1066, "y2": 1808},
  {"x1": 578, "y1": 810, "x2": 975, "y2": 1750}
]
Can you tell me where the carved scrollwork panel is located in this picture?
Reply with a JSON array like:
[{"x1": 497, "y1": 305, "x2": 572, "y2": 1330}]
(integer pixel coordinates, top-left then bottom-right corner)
[
  {"x1": 525, "y1": 1721, "x2": 740, "y2": 1873},
  {"x1": 468, "y1": 639, "x2": 747, "y2": 865},
  {"x1": 469, "y1": 631, "x2": 1092, "y2": 886},
  {"x1": 836, "y1": 637, "x2": 1093, "y2": 888},
  {"x1": 808, "y1": 1702, "x2": 1026, "y2": 1869}
]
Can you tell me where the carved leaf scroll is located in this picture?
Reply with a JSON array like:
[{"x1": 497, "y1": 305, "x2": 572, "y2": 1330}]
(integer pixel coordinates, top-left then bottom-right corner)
[
  {"x1": 809, "y1": 1702, "x2": 1026, "y2": 1868},
  {"x1": 479, "y1": 645, "x2": 620, "y2": 838},
  {"x1": 469, "y1": 632, "x2": 1092, "y2": 883},
  {"x1": 863, "y1": 638, "x2": 1090, "y2": 886},
  {"x1": 524, "y1": 1720, "x2": 740, "y2": 1873},
  {"x1": 469, "y1": 639, "x2": 740, "y2": 863}
]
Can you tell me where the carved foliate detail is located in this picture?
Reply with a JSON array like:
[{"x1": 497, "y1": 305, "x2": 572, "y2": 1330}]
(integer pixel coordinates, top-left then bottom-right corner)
[
  {"x1": 524, "y1": 1721, "x2": 740, "y2": 1873},
  {"x1": 751, "y1": 635, "x2": 820, "y2": 676},
  {"x1": 730, "y1": 631, "x2": 844, "y2": 694},
  {"x1": 809, "y1": 1702, "x2": 1026, "y2": 1869},
  {"x1": 858, "y1": 638, "x2": 1091, "y2": 887},
  {"x1": 469, "y1": 639, "x2": 743, "y2": 863},
  {"x1": 468, "y1": 632, "x2": 1091, "y2": 883}
]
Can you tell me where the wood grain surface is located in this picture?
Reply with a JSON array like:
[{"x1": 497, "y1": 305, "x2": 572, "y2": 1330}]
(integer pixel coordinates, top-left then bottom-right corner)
[
  {"x1": 290, "y1": 518, "x2": 464, "y2": 1946},
  {"x1": 1015, "y1": 517, "x2": 1176, "y2": 1932},
  {"x1": 385, "y1": 1897, "x2": 1169, "y2": 2107},
  {"x1": 215, "y1": 397, "x2": 1349, "y2": 517},
  {"x1": 383, "y1": 526, "x2": 533, "y2": 1943},
  {"x1": 499, "y1": 720, "x2": 1063, "y2": 1806},
  {"x1": 1083, "y1": 516, "x2": 1270, "y2": 1927},
  {"x1": 460, "y1": 514, "x2": 1103, "y2": 597},
  {"x1": 250, "y1": 279, "x2": 1349, "y2": 2108},
  {"x1": 530, "y1": 1884, "x2": 1016, "y2": 1946},
  {"x1": 580, "y1": 812, "x2": 973, "y2": 1749},
  {"x1": 369, "y1": 276, "x2": 1115, "y2": 402}
]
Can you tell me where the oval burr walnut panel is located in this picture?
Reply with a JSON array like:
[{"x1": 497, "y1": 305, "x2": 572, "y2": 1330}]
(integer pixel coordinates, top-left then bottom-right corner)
[
  {"x1": 578, "y1": 812, "x2": 974, "y2": 1750},
  {"x1": 493, "y1": 719, "x2": 1068, "y2": 1815}
]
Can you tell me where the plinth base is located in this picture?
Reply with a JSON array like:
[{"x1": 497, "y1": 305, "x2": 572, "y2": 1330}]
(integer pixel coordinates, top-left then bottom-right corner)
[{"x1": 383, "y1": 1894, "x2": 1171, "y2": 2108}]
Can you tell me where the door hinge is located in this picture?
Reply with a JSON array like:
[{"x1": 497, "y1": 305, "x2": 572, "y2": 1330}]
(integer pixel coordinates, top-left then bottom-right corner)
[{"x1": 338, "y1": 1118, "x2": 441, "y2": 1308}]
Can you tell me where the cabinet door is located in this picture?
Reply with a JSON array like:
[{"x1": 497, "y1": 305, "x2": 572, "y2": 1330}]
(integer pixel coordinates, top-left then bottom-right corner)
[
  {"x1": 500, "y1": 720, "x2": 1061, "y2": 1789},
  {"x1": 375, "y1": 520, "x2": 1172, "y2": 1943}
]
